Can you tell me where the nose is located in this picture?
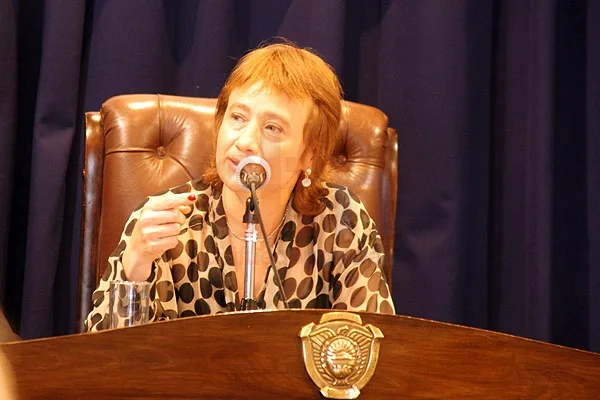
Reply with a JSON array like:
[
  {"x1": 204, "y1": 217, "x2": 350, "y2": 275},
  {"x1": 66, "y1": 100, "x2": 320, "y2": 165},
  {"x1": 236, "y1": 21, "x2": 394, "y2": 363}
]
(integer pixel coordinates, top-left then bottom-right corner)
[{"x1": 234, "y1": 120, "x2": 261, "y2": 155}]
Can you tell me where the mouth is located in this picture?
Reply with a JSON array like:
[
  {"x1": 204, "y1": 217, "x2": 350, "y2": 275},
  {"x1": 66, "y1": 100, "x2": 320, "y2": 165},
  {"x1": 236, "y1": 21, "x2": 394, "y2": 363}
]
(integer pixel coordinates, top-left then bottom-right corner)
[{"x1": 226, "y1": 157, "x2": 240, "y2": 170}]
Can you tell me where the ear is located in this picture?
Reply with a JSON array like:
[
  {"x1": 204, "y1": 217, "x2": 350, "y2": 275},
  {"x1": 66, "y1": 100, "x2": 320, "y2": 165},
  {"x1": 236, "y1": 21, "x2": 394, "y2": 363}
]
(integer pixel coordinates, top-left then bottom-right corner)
[{"x1": 300, "y1": 147, "x2": 314, "y2": 171}]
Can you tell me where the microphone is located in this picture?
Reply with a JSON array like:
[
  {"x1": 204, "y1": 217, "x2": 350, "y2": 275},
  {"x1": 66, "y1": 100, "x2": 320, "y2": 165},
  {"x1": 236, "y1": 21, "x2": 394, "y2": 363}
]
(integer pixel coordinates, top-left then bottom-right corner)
[
  {"x1": 233, "y1": 155, "x2": 289, "y2": 310},
  {"x1": 235, "y1": 156, "x2": 271, "y2": 191}
]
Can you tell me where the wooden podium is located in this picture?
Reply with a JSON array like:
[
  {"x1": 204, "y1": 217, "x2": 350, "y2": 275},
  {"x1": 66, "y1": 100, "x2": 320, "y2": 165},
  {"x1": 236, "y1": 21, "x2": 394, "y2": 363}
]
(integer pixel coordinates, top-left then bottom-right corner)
[{"x1": 1, "y1": 310, "x2": 599, "y2": 399}]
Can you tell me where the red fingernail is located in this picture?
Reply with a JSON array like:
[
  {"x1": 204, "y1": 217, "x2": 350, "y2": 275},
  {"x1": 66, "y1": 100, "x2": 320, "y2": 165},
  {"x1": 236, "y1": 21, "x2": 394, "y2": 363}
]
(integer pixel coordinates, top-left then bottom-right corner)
[{"x1": 187, "y1": 194, "x2": 196, "y2": 201}]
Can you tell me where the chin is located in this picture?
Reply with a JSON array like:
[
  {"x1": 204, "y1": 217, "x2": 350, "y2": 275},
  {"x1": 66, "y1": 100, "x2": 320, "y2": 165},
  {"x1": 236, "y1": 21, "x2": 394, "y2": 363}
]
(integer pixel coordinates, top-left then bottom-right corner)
[{"x1": 220, "y1": 173, "x2": 245, "y2": 194}]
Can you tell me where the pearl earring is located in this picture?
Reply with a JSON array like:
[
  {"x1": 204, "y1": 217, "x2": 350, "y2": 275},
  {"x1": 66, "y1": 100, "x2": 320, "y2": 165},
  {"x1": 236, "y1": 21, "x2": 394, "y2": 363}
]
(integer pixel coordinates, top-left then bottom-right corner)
[{"x1": 302, "y1": 168, "x2": 312, "y2": 187}]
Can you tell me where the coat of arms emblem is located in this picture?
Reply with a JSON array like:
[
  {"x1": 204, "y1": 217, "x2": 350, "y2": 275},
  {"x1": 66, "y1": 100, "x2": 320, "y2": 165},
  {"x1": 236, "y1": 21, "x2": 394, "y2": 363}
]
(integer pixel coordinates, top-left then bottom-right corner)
[{"x1": 299, "y1": 312, "x2": 384, "y2": 399}]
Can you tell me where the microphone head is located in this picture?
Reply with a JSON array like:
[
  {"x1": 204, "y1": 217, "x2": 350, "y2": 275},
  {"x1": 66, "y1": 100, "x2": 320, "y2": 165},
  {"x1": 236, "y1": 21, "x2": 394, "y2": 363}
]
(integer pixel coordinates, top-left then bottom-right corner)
[{"x1": 235, "y1": 156, "x2": 271, "y2": 191}]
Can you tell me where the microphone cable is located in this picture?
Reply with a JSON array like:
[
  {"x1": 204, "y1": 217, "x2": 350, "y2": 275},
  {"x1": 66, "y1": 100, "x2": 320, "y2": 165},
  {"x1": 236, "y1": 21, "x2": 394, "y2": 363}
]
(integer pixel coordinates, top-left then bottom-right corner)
[{"x1": 249, "y1": 182, "x2": 289, "y2": 309}]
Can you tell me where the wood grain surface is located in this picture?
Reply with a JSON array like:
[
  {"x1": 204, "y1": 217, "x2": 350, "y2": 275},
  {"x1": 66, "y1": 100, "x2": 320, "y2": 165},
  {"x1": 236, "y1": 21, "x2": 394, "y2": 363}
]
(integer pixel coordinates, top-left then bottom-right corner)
[{"x1": 1, "y1": 310, "x2": 599, "y2": 399}]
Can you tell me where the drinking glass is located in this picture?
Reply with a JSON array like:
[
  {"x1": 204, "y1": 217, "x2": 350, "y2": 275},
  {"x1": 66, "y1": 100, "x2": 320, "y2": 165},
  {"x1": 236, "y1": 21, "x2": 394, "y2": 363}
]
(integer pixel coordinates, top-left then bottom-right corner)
[{"x1": 108, "y1": 281, "x2": 150, "y2": 329}]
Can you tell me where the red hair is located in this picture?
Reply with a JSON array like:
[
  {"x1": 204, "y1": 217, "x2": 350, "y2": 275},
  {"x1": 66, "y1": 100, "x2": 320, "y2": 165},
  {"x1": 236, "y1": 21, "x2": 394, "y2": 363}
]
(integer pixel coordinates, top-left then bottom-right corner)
[{"x1": 203, "y1": 40, "x2": 343, "y2": 215}]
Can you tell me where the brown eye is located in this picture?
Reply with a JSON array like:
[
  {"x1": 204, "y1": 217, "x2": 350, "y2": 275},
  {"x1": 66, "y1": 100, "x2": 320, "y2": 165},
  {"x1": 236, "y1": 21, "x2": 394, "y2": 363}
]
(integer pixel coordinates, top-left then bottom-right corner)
[{"x1": 265, "y1": 124, "x2": 283, "y2": 134}]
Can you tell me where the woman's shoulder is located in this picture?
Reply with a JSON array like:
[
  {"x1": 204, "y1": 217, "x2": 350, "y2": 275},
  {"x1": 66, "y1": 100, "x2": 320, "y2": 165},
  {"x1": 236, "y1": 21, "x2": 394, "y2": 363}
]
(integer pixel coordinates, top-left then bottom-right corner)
[
  {"x1": 306, "y1": 182, "x2": 377, "y2": 248},
  {"x1": 304, "y1": 182, "x2": 372, "y2": 230},
  {"x1": 320, "y1": 182, "x2": 366, "y2": 211}
]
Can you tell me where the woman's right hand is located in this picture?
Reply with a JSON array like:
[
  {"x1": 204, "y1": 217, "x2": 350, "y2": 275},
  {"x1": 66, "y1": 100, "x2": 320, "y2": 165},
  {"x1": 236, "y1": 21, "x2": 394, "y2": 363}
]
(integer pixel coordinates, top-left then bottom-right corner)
[{"x1": 122, "y1": 193, "x2": 196, "y2": 281}]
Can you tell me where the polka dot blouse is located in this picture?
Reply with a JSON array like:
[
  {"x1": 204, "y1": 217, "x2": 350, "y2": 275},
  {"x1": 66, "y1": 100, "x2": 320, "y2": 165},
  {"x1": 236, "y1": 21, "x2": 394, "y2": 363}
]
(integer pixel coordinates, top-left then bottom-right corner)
[{"x1": 85, "y1": 179, "x2": 395, "y2": 331}]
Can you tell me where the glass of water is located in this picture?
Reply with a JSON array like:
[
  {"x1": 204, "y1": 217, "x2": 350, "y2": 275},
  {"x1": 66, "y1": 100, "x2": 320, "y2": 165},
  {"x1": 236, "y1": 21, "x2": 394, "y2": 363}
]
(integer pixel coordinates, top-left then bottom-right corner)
[{"x1": 108, "y1": 281, "x2": 150, "y2": 329}]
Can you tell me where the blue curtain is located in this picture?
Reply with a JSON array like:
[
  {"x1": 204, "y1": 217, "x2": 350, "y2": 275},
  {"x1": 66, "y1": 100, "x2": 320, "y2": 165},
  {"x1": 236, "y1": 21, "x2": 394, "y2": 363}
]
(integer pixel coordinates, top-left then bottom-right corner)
[{"x1": 0, "y1": 0, "x2": 598, "y2": 352}]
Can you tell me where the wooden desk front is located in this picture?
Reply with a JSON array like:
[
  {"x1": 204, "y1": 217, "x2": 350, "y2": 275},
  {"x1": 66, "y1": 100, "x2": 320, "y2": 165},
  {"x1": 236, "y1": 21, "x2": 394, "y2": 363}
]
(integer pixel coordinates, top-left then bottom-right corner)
[{"x1": 2, "y1": 310, "x2": 599, "y2": 399}]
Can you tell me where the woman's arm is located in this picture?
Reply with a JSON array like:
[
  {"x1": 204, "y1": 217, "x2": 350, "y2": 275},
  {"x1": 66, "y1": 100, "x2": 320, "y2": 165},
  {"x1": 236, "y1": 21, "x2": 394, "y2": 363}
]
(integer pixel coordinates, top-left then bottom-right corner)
[
  {"x1": 326, "y1": 186, "x2": 395, "y2": 314},
  {"x1": 84, "y1": 191, "x2": 195, "y2": 332}
]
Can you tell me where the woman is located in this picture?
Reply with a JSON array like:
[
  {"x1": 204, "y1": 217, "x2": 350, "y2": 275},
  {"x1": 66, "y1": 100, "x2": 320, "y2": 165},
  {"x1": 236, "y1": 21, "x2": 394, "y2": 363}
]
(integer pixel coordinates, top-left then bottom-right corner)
[{"x1": 86, "y1": 41, "x2": 395, "y2": 332}]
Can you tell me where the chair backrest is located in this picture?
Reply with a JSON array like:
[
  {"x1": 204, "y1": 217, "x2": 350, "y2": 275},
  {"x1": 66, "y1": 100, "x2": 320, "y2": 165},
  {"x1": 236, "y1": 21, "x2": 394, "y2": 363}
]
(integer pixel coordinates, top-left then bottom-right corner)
[{"x1": 79, "y1": 94, "x2": 398, "y2": 331}]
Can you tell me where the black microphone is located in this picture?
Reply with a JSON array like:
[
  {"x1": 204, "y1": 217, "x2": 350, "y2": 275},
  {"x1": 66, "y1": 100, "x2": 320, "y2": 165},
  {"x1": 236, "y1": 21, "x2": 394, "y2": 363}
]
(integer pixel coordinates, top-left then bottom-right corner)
[{"x1": 235, "y1": 156, "x2": 271, "y2": 191}]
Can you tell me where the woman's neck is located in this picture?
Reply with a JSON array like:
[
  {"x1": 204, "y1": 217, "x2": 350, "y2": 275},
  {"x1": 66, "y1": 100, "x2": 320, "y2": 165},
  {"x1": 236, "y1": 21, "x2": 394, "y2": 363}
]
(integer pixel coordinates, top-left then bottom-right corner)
[{"x1": 222, "y1": 186, "x2": 291, "y2": 240}]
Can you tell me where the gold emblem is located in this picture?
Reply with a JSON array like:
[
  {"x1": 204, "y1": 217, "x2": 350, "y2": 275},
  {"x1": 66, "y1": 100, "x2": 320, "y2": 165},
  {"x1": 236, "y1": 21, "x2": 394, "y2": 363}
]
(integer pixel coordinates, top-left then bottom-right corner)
[{"x1": 299, "y1": 312, "x2": 384, "y2": 399}]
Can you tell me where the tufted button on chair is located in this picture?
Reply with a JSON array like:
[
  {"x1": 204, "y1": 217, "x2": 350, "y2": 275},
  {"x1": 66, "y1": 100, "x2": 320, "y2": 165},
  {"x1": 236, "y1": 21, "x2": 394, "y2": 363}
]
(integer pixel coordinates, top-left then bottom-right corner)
[{"x1": 79, "y1": 94, "x2": 398, "y2": 331}]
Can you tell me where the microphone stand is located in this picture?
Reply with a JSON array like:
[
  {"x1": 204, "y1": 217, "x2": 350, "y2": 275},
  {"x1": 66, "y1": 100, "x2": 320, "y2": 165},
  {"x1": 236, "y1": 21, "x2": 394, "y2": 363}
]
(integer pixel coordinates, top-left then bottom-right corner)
[
  {"x1": 235, "y1": 158, "x2": 289, "y2": 310},
  {"x1": 240, "y1": 197, "x2": 259, "y2": 311},
  {"x1": 238, "y1": 179, "x2": 289, "y2": 311},
  {"x1": 247, "y1": 183, "x2": 289, "y2": 309}
]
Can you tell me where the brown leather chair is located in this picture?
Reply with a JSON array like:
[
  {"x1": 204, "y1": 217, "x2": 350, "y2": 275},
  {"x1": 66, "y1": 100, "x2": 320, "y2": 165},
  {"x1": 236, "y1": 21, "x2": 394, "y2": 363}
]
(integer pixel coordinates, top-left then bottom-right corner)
[{"x1": 79, "y1": 94, "x2": 398, "y2": 331}]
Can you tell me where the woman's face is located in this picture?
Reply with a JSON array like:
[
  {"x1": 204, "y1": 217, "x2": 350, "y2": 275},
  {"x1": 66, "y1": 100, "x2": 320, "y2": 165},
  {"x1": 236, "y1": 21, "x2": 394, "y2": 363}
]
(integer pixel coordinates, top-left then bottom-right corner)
[{"x1": 216, "y1": 83, "x2": 312, "y2": 200}]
